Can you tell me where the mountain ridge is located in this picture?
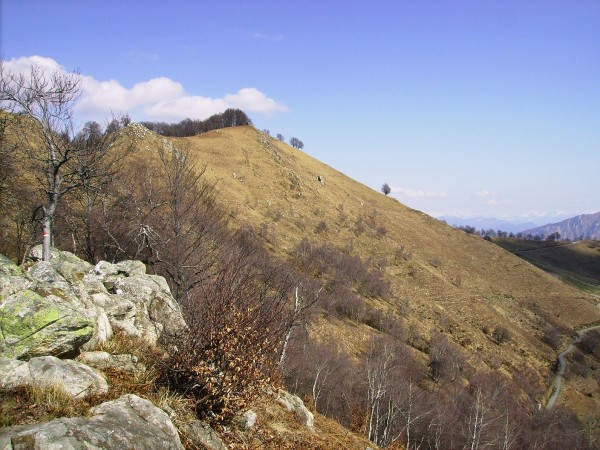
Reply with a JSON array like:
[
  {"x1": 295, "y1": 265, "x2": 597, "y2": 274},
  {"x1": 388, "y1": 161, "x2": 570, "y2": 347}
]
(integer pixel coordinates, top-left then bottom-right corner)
[
  {"x1": 522, "y1": 211, "x2": 600, "y2": 240},
  {"x1": 438, "y1": 215, "x2": 540, "y2": 233},
  {"x1": 173, "y1": 125, "x2": 600, "y2": 336}
]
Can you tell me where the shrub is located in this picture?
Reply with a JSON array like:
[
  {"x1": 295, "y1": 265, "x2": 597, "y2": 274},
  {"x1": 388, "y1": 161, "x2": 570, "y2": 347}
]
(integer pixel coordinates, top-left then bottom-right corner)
[
  {"x1": 541, "y1": 326, "x2": 562, "y2": 350},
  {"x1": 428, "y1": 332, "x2": 464, "y2": 382},
  {"x1": 577, "y1": 330, "x2": 600, "y2": 356},
  {"x1": 394, "y1": 245, "x2": 412, "y2": 261},
  {"x1": 363, "y1": 306, "x2": 384, "y2": 331},
  {"x1": 314, "y1": 221, "x2": 328, "y2": 234},
  {"x1": 491, "y1": 325, "x2": 511, "y2": 344},
  {"x1": 159, "y1": 252, "x2": 291, "y2": 424}
]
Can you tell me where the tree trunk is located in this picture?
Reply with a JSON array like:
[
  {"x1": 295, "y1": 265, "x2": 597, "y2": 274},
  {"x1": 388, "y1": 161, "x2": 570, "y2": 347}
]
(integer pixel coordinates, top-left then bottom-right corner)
[
  {"x1": 42, "y1": 198, "x2": 57, "y2": 261},
  {"x1": 42, "y1": 211, "x2": 51, "y2": 261}
]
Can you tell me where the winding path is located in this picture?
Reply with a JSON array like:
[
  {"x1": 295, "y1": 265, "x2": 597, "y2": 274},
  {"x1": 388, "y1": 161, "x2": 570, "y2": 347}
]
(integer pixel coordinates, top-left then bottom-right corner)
[{"x1": 546, "y1": 298, "x2": 600, "y2": 409}]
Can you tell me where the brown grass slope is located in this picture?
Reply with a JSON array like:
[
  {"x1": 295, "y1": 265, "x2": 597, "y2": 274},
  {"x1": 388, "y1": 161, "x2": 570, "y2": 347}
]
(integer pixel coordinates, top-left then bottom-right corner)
[
  {"x1": 493, "y1": 238, "x2": 600, "y2": 294},
  {"x1": 170, "y1": 126, "x2": 600, "y2": 387}
]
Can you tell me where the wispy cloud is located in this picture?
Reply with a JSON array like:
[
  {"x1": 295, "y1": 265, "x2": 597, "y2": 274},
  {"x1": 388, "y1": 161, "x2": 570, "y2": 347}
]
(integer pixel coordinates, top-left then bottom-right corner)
[
  {"x1": 391, "y1": 187, "x2": 449, "y2": 199},
  {"x1": 130, "y1": 51, "x2": 160, "y2": 63},
  {"x1": 252, "y1": 32, "x2": 284, "y2": 42},
  {"x1": 475, "y1": 189, "x2": 490, "y2": 197},
  {"x1": 3, "y1": 56, "x2": 289, "y2": 122}
]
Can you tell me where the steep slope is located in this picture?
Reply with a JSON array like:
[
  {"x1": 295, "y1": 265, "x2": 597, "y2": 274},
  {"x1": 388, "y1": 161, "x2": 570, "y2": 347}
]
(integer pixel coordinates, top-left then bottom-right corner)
[
  {"x1": 4, "y1": 117, "x2": 599, "y2": 445},
  {"x1": 523, "y1": 212, "x2": 600, "y2": 241},
  {"x1": 173, "y1": 126, "x2": 600, "y2": 383},
  {"x1": 493, "y1": 238, "x2": 600, "y2": 295}
]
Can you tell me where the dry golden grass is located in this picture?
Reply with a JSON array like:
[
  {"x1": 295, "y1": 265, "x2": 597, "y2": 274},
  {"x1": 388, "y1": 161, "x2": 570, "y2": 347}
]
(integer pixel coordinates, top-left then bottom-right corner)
[
  {"x1": 0, "y1": 384, "x2": 91, "y2": 427},
  {"x1": 224, "y1": 394, "x2": 383, "y2": 450},
  {"x1": 494, "y1": 238, "x2": 600, "y2": 294},
  {"x1": 165, "y1": 125, "x2": 600, "y2": 413}
]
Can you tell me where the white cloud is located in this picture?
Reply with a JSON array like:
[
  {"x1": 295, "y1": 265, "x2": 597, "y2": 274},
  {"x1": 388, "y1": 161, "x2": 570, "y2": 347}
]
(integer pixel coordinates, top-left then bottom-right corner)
[
  {"x1": 2, "y1": 55, "x2": 62, "y2": 75},
  {"x1": 77, "y1": 76, "x2": 187, "y2": 118},
  {"x1": 391, "y1": 187, "x2": 449, "y2": 199},
  {"x1": 476, "y1": 189, "x2": 490, "y2": 197},
  {"x1": 2, "y1": 56, "x2": 288, "y2": 122},
  {"x1": 517, "y1": 210, "x2": 569, "y2": 219}
]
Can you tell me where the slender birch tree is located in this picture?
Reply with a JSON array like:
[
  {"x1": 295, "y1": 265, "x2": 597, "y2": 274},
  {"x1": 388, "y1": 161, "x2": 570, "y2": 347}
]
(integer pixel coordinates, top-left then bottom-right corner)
[{"x1": 0, "y1": 64, "x2": 115, "y2": 261}]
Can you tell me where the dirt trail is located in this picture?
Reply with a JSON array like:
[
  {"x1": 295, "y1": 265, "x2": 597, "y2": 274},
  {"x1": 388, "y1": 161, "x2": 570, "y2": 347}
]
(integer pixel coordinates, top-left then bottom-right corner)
[{"x1": 546, "y1": 301, "x2": 600, "y2": 409}]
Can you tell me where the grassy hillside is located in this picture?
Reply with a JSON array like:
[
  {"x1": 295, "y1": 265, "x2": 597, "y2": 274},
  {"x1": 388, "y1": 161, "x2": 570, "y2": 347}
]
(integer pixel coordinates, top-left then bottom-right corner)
[
  {"x1": 493, "y1": 238, "x2": 600, "y2": 295},
  {"x1": 4, "y1": 119, "x2": 600, "y2": 447},
  {"x1": 167, "y1": 126, "x2": 600, "y2": 415},
  {"x1": 178, "y1": 126, "x2": 599, "y2": 327}
]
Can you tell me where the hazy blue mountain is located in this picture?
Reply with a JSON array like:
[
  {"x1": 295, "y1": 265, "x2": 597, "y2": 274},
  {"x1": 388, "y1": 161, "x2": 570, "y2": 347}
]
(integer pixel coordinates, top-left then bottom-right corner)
[
  {"x1": 521, "y1": 212, "x2": 600, "y2": 241},
  {"x1": 437, "y1": 216, "x2": 539, "y2": 234}
]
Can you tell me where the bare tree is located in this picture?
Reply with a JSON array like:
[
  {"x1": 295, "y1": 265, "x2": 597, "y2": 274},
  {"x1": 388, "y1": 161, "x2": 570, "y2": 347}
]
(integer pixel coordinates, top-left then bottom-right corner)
[
  {"x1": 364, "y1": 337, "x2": 397, "y2": 445},
  {"x1": 0, "y1": 64, "x2": 111, "y2": 261},
  {"x1": 279, "y1": 281, "x2": 322, "y2": 367},
  {"x1": 153, "y1": 143, "x2": 227, "y2": 301},
  {"x1": 58, "y1": 118, "x2": 133, "y2": 262}
]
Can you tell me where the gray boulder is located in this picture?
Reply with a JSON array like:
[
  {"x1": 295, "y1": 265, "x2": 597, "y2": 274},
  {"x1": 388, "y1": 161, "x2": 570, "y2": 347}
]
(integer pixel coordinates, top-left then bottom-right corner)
[
  {"x1": 0, "y1": 249, "x2": 186, "y2": 358},
  {"x1": 0, "y1": 355, "x2": 108, "y2": 399},
  {"x1": 237, "y1": 409, "x2": 258, "y2": 429},
  {"x1": 76, "y1": 351, "x2": 145, "y2": 374},
  {"x1": 180, "y1": 420, "x2": 227, "y2": 450},
  {"x1": 86, "y1": 260, "x2": 187, "y2": 345},
  {"x1": 276, "y1": 389, "x2": 314, "y2": 429},
  {"x1": 0, "y1": 289, "x2": 94, "y2": 359},
  {"x1": 0, "y1": 394, "x2": 184, "y2": 449}
]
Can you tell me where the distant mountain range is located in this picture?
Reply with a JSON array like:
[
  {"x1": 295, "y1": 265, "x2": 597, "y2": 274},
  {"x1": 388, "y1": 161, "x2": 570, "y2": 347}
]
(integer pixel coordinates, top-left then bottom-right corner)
[
  {"x1": 437, "y1": 216, "x2": 539, "y2": 234},
  {"x1": 522, "y1": 212, "x2": 600, "y2": 241}
]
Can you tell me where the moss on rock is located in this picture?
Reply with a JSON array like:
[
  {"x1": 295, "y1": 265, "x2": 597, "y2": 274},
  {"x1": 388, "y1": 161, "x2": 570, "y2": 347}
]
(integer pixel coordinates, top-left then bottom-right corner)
[{"x1": 0, "y1": 290, "x2": 93, "y2": 359}]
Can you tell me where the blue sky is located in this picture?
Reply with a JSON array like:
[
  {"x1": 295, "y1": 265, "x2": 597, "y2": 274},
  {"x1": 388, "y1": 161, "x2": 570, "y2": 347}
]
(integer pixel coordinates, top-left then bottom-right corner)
[{"x1": 2, "y1": 1, "x2": 599, "y2": 224}]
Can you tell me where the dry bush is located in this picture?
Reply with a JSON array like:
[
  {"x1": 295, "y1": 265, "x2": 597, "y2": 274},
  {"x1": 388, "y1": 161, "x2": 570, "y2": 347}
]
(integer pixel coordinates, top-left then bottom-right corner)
[
  {"x1": 159, "y1": 249, "x2": 292, "y2": 424},
  {"x1": 314, "y1": 220, "x2": 328, "y2": 234},
  {"x1": 428, "y1": 331, "x2": 465, "y2": 382},
  {"x1": 541, "y1": 325, "x2": 563, "y2": 350},
  {"x1": 375, "y1": 225, "x2": 387, "y2": 237},
  {"x1": 294, "y1": 239, "x2": 390, "y2": 299},
  {"x1": 394, "y1": 245, "x2": 412, "y2": 262},
  {"x1": 491, "y1": 325, "x2": 511, "y2": 345},
  {"x1": 577, "y1": 330, "x2": 600, "y2": 356}
]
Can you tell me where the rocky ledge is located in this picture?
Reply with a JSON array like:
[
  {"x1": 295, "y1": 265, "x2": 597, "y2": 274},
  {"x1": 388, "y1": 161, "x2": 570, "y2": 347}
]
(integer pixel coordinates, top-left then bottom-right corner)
[
  {"x1": 0, "y1": 248, "x2": 318, "y2": 449},
  {"x1": 0, "y1": 248, "x2": 187, "y2": 449}
]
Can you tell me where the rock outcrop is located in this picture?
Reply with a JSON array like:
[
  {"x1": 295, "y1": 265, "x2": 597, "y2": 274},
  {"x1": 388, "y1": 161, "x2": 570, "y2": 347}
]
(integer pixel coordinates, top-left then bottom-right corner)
[
  {"x1": 0, "y1": 247, "x2": 186, "y2": 360},
  {"x1": 0, "y1": 394, "x2": 184, "y2": 449},
  {"x1": 0, "y1": 248, "x2": 190, "y2": 449},
  {"x1": 180, "y1": 420, "x2": 228, "y2": 450},
  {"x1": 276, "y1": 389, "x2": 314, "y2": 429},
  {"x1": 0, "y1": 355, "x2": 108, "y2": 399},
  {"x1": 76, "y1": 351, "x2": 145, "y2": 374}
]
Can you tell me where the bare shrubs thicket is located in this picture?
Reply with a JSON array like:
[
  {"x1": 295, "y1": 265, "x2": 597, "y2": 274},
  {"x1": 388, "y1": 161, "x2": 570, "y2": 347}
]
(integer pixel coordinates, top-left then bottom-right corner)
[
  {"x1": 159, "y1": 248, "x2": 293, "y2": 423},
  {"x1": 90, "y1": 141, "x2": 299, "y2": 424}
]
